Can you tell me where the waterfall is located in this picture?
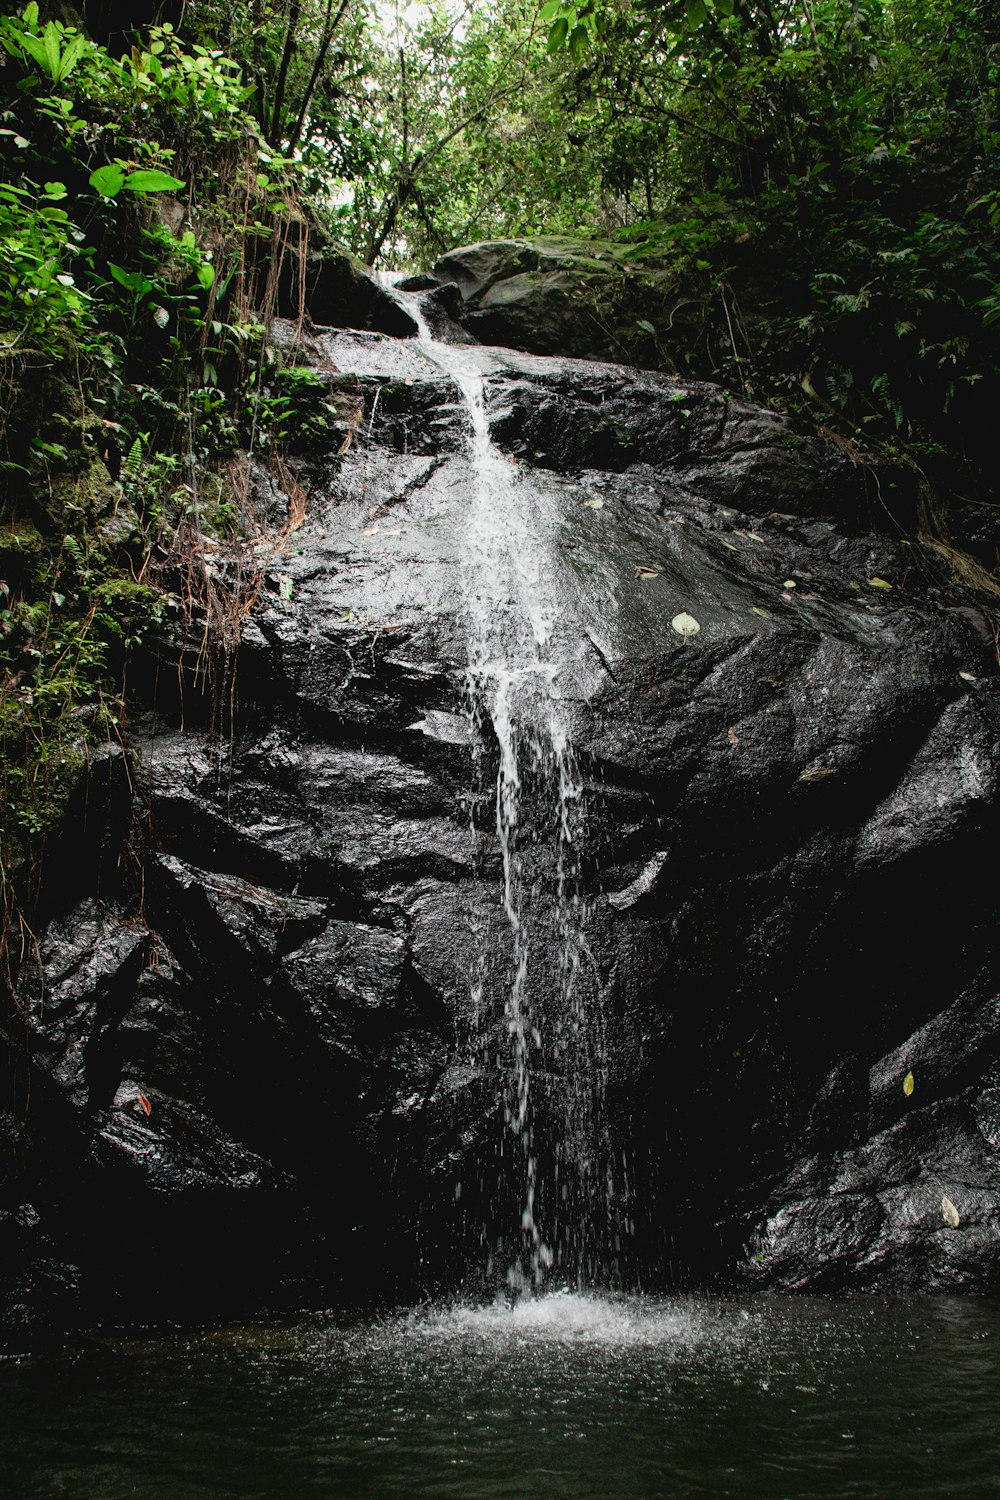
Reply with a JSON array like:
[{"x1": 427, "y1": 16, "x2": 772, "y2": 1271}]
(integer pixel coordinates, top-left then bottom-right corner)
[{"x1": 391, "y1": 288, "x2": 621, "y2": 1292}]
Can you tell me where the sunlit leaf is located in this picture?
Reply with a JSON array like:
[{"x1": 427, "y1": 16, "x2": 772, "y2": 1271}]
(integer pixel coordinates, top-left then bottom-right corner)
[
  {"x1": 124, "y1": 169, "x2": 186, "y2": 193},
  {"x1": 90, "y1": 163, "x2": 125, "y2": 197},
  {"x1": 671, "y1": 610, "x2": 700, "y2": 638},
  {"x1": 584, "y1": 497, "x2": 603, "y2": 509},
  {"x1": 903, "y1": 1070, "x2": 915, "y2": 1096},
  {"x1": 868, "y1": 576, "x2": 892, "y2": 590},
  {"x1": 941, "y1": 1195, "x2": 960, "y2": 1228}
]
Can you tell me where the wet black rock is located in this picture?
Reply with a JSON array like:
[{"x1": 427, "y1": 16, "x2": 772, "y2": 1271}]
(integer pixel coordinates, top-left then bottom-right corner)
[
  {"x1": 4, "y1": 321, "x2": 1000, "y2": 1344},
  {"x1": 276, "y1": 243, "x2": 418, "y2": 338}
]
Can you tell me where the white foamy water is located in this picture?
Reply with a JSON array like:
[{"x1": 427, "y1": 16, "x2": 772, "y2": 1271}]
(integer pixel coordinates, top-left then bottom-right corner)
[
  {"x1": 377, "y1": 279, "x2": 620, "y2": 1291},
  {"x1": 399, "y1": 1291, "x2": 729, "y2": 1350}
]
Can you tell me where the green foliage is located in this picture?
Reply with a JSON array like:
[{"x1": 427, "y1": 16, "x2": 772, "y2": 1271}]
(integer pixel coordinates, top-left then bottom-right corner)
[
  {"x1": 341, "y1": 0, "x2": 998, "y2": 530},
  {"x1": 0, "y1": 2, "x2": 316, "y2": 884}
]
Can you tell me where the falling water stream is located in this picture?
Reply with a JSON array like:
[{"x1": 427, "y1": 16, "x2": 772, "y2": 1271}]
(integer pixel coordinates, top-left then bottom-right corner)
[{"x1": 396, "y1": 290, "x2": 617, "y2": 1292}]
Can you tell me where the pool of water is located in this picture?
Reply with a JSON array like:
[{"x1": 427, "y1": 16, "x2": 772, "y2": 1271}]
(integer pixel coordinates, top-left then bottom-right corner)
[{"x1": 2, "y1": 1291, "x2": 998, "y2": 1499}]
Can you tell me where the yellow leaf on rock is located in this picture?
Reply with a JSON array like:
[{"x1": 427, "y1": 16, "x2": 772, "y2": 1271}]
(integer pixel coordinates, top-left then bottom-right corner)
[
  {"x1": 868, "y1": 576, "x2": 893, "y2": 590},
  {"x1": 903, "y1": 1071, "x2": 915, "y2": 1096},
  {"x1": 671, "y1": 611, "x2": 701, "y2": 638}
]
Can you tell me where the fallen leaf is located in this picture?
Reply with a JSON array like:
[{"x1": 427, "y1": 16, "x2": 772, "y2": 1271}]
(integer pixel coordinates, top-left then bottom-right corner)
[
  {"x1": 799, "y1": 766, "x2": 838, "y2": 782},
  {"x1": 585, "y1": 497, "x2": 604, "y2": 509},
  {"x1": 941, "y1": 1194, "x2": 960, "y2": 1228},
  {"x1": 868, "y1": 576, "x2": 893, "y2": 590},
  {"x1": 362, "y1": 523, "x2": 380, "y2": 535},
  {"x1": 136, "y1": 1091, "x2": 152, "y2": 1116},
  {"x1": 671, "y1": 611, "x2": 701, "y2": 638},
  {"x1": 727, "y1": 727, "x2": 739, "y2": 747},
  {"x1": 635, "y1": 566, "x2": 661, "y2": 579},
  {"x1": 849, "y1": 581, "x2": 861, "y2": 590},
  {"x1": 783, "y1": 579, "x2": 797, "y2": 589},
  {"x1": 751, "y1": 606, "x2": 772, "y2": 619},
  {"x1": 721, "y1": 540, "x2": 738, "y2": 551},
  {"x1": 278, "y1": 576, "x2": 293, "y2": 601},
  {"x1": 959, "y1": 671, "x2": 977, "y2": 682},
  {"x1": 903, "y1": 1070, "x2": 915, "y2": 1097},
  {"x1": 781, "y1": 591, "x2": 795, "y2": 603}
]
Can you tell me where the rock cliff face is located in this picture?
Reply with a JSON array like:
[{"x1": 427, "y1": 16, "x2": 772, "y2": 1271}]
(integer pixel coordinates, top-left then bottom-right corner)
[{"x1": 4, "y1": 280, "x2": 1000, "y2": 1345}]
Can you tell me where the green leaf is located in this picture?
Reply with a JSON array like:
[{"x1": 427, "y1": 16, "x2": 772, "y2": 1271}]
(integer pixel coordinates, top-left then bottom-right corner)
[
  {"x1": 568, "y1": 23, "x2": 589, "y2": 58},
  {"x1": 90, "y1": 164, "x2": 125, "y2": 197},
  {"x1": 637, "y1": 318, "x2": 656, "y2": 335},
  {"x1": 868, "y1": 576, "x2": 892, "y2": 590},
  {"x1": 123, "y1": 169, "x2": 185, "y2": 194},
  {"x1": 108, "y1": 263, "x2": 152, "y2": 297},
  {"x1": 547, "y1": 16, "x2": 568, "y2": 52},
  {"x1": 686, "y1": 0, "x2": 708, "y2": 27},
  {"x1": 18, "y1": 31, "x2": 49, "y2": 71},
  {"x1": 42, "y1": 21, "x2": 61, "y2": 81},
  {"x1": 195, "y1": 262, "x2": 215, "y2": 291},
  {"x1": 43, "y1": 181, "x2": 67, "y2": 200},
  {"x1": 902, "y1": 1070, "x2": 915, "y2": 1096},
  {"x1": 55, "y1": 31, "x2": 85, "y2": 82}
]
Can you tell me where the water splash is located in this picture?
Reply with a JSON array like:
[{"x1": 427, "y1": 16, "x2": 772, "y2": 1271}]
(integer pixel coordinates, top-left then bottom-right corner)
[
  {"x1": 386, "y1": 285, "x2": 621, "y2": 1293},
  {"x1": 398, "y1": 1290, "x2": 731, "y2": 1350}
]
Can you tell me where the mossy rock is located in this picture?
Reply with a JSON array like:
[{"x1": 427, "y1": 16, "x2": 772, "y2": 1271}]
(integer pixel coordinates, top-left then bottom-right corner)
[{"x1": 432, "y1": 236, "x2": 692, "y2": 367}]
